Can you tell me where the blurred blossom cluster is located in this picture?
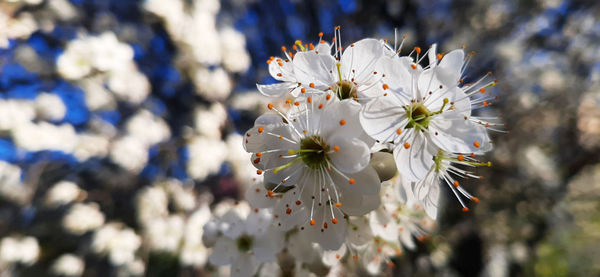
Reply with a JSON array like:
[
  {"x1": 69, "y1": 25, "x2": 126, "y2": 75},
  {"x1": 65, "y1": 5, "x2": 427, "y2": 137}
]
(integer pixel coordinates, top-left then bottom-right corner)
[{"x1": 0, "y1": 0, "x2": 598, "y2": 276}]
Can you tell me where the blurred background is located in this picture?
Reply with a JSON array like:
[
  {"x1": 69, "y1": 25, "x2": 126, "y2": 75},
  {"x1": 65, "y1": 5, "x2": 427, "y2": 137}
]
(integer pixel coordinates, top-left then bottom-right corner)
[{"x1": 0, "y1": 0, "x2": 599, "y2": 276}]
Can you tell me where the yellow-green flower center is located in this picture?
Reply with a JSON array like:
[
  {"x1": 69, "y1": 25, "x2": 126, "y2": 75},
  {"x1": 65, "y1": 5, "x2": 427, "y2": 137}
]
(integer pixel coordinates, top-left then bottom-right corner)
[{"x1": 298, "y1": 136, "x2": 329, "y2": 169}]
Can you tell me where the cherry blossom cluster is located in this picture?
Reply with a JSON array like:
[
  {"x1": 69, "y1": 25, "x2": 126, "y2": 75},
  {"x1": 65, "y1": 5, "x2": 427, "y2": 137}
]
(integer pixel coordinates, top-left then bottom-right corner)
[{"x1": 204, "y1": 29, "x2": 501, "y2": 275}]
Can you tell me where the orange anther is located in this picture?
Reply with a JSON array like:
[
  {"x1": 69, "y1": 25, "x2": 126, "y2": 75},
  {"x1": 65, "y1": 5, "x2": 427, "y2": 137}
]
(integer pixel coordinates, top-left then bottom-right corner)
[
  {"x1": 318, "y1": 32, "x2": 324, "y2": 37},
  {"x1": 309, "y1": 83, "x2": 315, "y2": 88},
  {"x1": 396, "y1": 128, "x2": 402, "y2": 135},
  {"x1": 267, "y1": 190, "x2": 274, "y2": 197},
  {"x1": 301, "y1": 88, "x2": 306, "y2": 93},
  {"x1": 333, "y1": 145, "x2": 340, "y2": 152},
  {"x1": 348, "y1": 178, "x2": 355, "y2": 184},
  {"x1": 292, "y1": 45, "x2": 297, "y2": 51},
  {"x1": 253, "y1": 158, "x2": 260, "y2": 164},
  {"x1": 453, "y1": 180, "x2": 460, "y2": 187},
  {"x1": 309, "y1": 43, "x2": 314, "y2": 50},
  {"x1": 339, "y1": 119, "x2": 346, "y2": 125},
  {"x1": 326, "y1": 94, "x2": 331, "y2": 100},
  {"x1": 471, "y1": 197, "x2": 480, "y2": 203},
  {"x1": 437, "y1": 53, "x2": 443, "y2": 60},
  {"x1": 473, "y1": 141, "x2": 480, "y2": 148},
  {"x1": 295, "y1": 200, "x2": 301, "y2": 205},
  {"x1": 267, "y1": 104, "x2": 274, "y2": 110},
  {"x1": 353, "y1": 254, "x2": 358, "y2": 260},
  {"x1": 281, "y1": 46, "x2": 287, "y2": 52},
  {"x1": 335, "y1": 202, "x2": 342, "y2": 207},
  {"x1": 457, "y1": 154, "x2": 465, "y2": 161},
  {"x1": 320, "y1": 40, "x2": 325, "y2": 44},
  {"x1": 382, "y1": 84, "x2": 389, "y2": 90},
  {"x1": 294, "y1": 101, "x2": 300, "y2": 106},
  {"x1": 485, "y1": 123, "x2": 490, "y2": 127},
  {"x1": 266, "y1": 60, "x2": 271, "y2": 64},
  {"x1": 323, "y1": 222, "x2": 328, "y2": 229},
  {"x1": 479, "y1": 88, "x2": 486, "y2": 93},
  {"x1": 415, "y1": 47, "x2": 421, "y2": 54},
  {"x1": 307, "y1": 97, "x2": 312, "y2": 103},
  {"x1": 332, "y1": 218, "x2": 338, "y2": 224},
  {"x1": 286, "y1": 208, "x2": 292, "y2": 214},
  {"x1": 277, "y1": 73, "x2": 282, "y2": 77},
  {"x1": 462, "y1": 207, "x2": 469, "y2": 212},
  {"x1": 256, "y1": 152, "x2": 262, "y2": 157},
  {"x1": 310, "y1": 219, "x2": 316, "y2": 226},
  {"x1": 411, "y1": 64, "x2": 417, "y2": 70},
  {"x1": 285, "y1": 99, "x2": 292, "y2": 104},
  {"x1": 336, "y1": 254, "x2": 341, "y2": 259},
  {"x1": 483, "y1": 101, "x2": 489, "y2": 107},
  {"x1": 256, "y1": 169, "x2": 263, "y2": 175},
  {"x1": 403, "y1": 142, "x2": 410, "y2": 149},
  {"x1": 258, "y1": 127, "x2": 264, "y2": 133},
  {"x1": 318, "y1": 104, "x2": 323, "y2": 109}
]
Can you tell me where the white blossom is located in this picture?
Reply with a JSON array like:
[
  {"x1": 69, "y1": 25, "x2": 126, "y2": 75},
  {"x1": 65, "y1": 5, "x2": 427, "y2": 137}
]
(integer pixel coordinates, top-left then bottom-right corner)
[
  {"x1": 12, "y1": 122, "x2": 78, "y2": 153},
  {"x1": 360, "y1": 45, "x2": 494, "y2": 182},
  {"x1": 125, "y1": 110, "x2": 171, "y2": 147},
  {"x1": 207, "y1": 203, "x2": 284, "y2": 277},
  {"x1": 50, "y1": 254, "x2": 85, "y2": 276},
  {"x1": 244, "y1": 95, "x2": 379, "y2": 250},
  {"x1": 186, "y1": 136, "x2": 227, "y2": 181},
  {"x1": 63, "y1": 203, "x2": 106, "y2": 235},
  {"x1": 91, "y1": 223, "x2": 141, "y2": 266},
  {"x1": 34, "y1": 93, "x2": 66, "y2": 121},
  {"x1": 109, "y1": 136, "x2": 149, "y2": 173},
  {"x1": 45, "y1": 180, "x2": 82, "y2": 207},
  {"x1": 0, "y1": 236, "x2": 40, "y2": 265}
]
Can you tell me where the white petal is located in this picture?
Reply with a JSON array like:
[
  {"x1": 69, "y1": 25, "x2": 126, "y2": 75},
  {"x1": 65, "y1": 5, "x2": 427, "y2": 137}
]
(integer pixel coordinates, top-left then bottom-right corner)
[
  {"x1": 243, "y1": 122, "x2": 299, "y2": 153},
  {"x1": 399, "y1": 225, "x2": 416, "y2": 250},
  {"x1": 377, "y1": 56, "x2": 414, "y2": 97},
  {"x1": 231, "y1": 253, "x2": 258, "y2": 277},
  {"x1": 328, "y1": 136, "x2": 370, "y2": 174},
  {"x1": 428, "y1": 44, "x2": 438, "y2": 68},
  {"x1": 303, "y1": 208, "x2": 347, "y2": 250},
  {"x1": 435, "y1": 49, "x2": 464, "y2": 86},
  {"x1": 429, "y1": 115, "x2": 490, "y2": 154},
  {"x1": 269, "y1": 57, "x2": 295, "y2": 82},
  {"x1": 340, "y1": 39, "x2": 384, "y2": 85},
  {"x1": 245, "y1": 183, "x2": 277, "y2": 209},
  {"x1": 320, "y1": 99, "x2": 372, "y2": 145},
  {"x1": 411, "y1": 169, "x2": 440, "y2": 220},
  {"x1": 273, "y1": 187, "x2": 310, "y2": 231},
  {"x1": 208, "y1": 237, "x2": 236, "y2": 266},
  {"x1": 347, "y1": 216, "x2": 373, "y2": 246},
  {"x1": 286, "y1": 231, "x2": 321, "y2": 264},
  {"x1": 314, "y1": 42, "x2": 331, "y2": 55},
  {"x1": 257, "y1": 83, "x2": 297, "y2": 97},
  {"x1": 393, "y1": 130, "x2": 436, "y2": 182},
  {"x1": 252, "y1": 227, "x2": 284, "y2": 263},
  {"x1": 220, "y1": 211, "x2": 246, "y2": 239},
  {"x1": 263, "y1": 161, "x2": 303, "y2": 187},
  {"x1": 293, "y1": 51, "x2": 336, "y2": 89},
  {"x1": 245, "y1": 208, "x2": 273, "y2": 236},
  {"x1": 359, "y1": 93, "x2": 408, "y2": 142},
  {"x1": 332, "y1": 165, "x2": 381, "y2": 196},
  {"x1": 339, "y1": 190, "x2": 381, "y2": 216},
  {"x1": 322, "y1": 244, "x2": 346, "y2": 266},
  {"x1": 369, "y1": 208, "x2": 398, "y2": 242}
]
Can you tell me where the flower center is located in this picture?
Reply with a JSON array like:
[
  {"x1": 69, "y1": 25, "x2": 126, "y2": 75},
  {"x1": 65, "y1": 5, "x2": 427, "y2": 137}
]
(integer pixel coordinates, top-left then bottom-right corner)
[
  {"x1": 334, "y1": 80, "x2": 357, "y2": 100},
  {"x1": 299, "y1": 136, "x2": 329, "y2": 169},
  {"x1": 236, "y1": 234, "x2": 254, "y2": 252},
  {"x1": 405, "y1": 102, "x2": 431, "y2": 130}
]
